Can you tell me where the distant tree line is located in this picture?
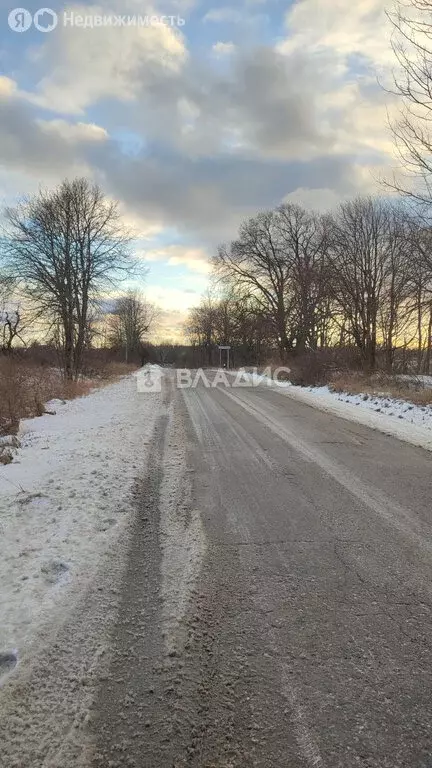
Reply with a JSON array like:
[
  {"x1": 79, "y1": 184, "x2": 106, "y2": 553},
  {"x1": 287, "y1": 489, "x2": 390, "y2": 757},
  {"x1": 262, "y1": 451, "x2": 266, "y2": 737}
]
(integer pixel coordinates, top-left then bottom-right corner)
[
  {"x1": 188, "y1": 0, "x2": 432, "y2": 375},
  {"x1": 188, "y1": 198, "x2": 432, "y2": 373}
]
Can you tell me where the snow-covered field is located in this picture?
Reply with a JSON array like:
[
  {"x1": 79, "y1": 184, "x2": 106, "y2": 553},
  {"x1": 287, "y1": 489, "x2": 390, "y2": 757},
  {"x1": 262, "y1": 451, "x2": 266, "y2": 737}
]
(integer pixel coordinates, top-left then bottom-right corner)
[{"x1": 0, "y1": 370, "x2": 162, "y2": 682}]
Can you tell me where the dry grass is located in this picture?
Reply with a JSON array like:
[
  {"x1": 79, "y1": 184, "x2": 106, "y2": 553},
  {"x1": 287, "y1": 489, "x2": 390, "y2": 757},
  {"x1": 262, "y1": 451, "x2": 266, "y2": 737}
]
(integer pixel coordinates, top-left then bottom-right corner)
[
  {"x1": 0, "y1": 358, "x2": 137, "y2": 436},
  {"x1": 330, "y1": 372, "x2": 432, "y2": 407},
  {"x1": 89, "y1": 361, "x2": 137, "y2": 380}
]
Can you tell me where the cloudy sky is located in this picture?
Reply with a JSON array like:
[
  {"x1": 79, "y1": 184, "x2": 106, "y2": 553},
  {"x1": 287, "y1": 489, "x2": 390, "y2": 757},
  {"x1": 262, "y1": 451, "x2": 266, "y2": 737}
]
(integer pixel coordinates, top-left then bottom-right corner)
[{"x1": 0, "y1": 0, "x2": 399, "y2": 340}]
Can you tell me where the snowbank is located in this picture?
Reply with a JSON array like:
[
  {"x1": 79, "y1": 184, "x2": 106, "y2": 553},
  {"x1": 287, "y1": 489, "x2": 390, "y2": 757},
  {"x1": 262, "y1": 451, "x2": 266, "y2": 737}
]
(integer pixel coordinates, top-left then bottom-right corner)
[{"x1": 0, "y1": 372, "x2": 162, "y2": 671}]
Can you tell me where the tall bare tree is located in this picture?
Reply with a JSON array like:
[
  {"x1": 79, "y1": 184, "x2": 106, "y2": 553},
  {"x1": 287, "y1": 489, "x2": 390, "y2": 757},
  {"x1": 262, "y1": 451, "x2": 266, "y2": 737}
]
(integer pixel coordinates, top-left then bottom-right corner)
[
  {"x1": 328, "y1": 197, "x2": 408, "y2": 371},
  {"x1": 109, "y1": 290, "x2": 154, "y2": 362},
  {"x1": 276, "y1": 203, "x2": 330, "y2": 352},
  {"x1": 215, "y1": 211, "x2": 295, "y2": 361},
  {"x1": 406, "y1": 222, "x2": 432, "y2": 370},
  {"x1": 388, "y1": 0, "x2": 432, "y2": 205},
  {"x1": 378, "y1": 207, "x2": 415, "y2": 370},
  {"x1": 187, "y1": 288, "x2": 274, "y2": 367},
  {"x1": 214, "y1": 205, "x2": 332, "y2": 359},
  {"x1": 2, "y1": 178, "x2": 133, "y2": 379}
]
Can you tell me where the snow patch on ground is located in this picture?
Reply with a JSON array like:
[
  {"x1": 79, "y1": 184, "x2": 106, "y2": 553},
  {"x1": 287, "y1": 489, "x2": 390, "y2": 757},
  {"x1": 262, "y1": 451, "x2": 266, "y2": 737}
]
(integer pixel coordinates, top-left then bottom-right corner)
[{"x1": 0, "y1": 371, "x2": 162, "y2": 662}]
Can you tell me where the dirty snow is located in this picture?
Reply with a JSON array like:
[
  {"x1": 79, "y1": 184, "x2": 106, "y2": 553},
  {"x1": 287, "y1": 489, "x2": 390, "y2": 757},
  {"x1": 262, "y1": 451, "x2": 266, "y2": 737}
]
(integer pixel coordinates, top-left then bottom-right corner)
[{"x1": 0, "y1": 369, "x2": 162, "y2": 671}]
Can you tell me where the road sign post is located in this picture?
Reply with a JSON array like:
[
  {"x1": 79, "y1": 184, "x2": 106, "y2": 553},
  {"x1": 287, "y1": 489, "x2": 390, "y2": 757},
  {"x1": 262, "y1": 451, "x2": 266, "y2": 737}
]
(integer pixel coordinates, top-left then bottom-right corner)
[{"x1": 218, "y1": 345, "x2": 231, "y2": 369}]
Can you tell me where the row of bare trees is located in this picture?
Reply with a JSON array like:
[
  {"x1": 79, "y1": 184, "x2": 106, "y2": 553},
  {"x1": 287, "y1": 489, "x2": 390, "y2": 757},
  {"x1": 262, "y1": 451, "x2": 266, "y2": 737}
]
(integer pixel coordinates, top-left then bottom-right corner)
[
  {"x1": 187, "y1": 289, "x2": 274, "y2": 367},
  {"x1": 189, "y1": 0, "x2": 432, "y2": 374},
  {"x1": 188, "y1": 198, "x2": 432, "y2": 373}
]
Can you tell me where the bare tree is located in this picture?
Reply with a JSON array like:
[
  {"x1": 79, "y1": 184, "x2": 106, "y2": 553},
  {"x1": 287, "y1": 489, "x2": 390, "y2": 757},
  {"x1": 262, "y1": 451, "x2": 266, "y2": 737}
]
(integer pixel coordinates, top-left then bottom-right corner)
[
  {"x1": 0, "y1": 273, "x2": 14, "y2": 305},
  {"x1": 387, "y1": 0, "x2": 432, "y2": 206},
  {"x1": 378, "y1": 207, "x2": 415, "y2": 370},
  {"x1": 215, "y1": 211, "x2": 295, "y2": 361},
  {"x1": 214, "y1": 205, "x2": 332, "y2": 359},
  {"x1": 276, "y1": 203, "x2": 331, "y2": 352},
  {"x1": 187, "y1": 291, "x2": 219, "y2": 365},
  {"x1": 2, "y1": 178, "x2": 133, "y2": 379},
  {"x1": 187, "y1": 285, "x2": 277, "y2": 367},
  {"x1": 0, "y1": 274, "x2": 25, "y2": 352},
  {"x1": 406, "y1": 222, "x2": 432, "y2": 370},
  {"x1": 0, "y1": 310, "x2": 22, "y2": 352},
  {"x1": 328, "y1": 197, "x2": 409, "y2": 371},
  {"x1": 109, "y1": 290, "x2": 154, "y2": 363}
]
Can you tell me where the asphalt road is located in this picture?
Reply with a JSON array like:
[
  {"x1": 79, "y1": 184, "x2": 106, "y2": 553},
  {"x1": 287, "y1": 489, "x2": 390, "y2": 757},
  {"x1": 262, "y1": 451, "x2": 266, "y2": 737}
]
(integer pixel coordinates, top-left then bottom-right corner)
[{"x1": 91, "y1": 371, "x2": 432, "y2": 768}]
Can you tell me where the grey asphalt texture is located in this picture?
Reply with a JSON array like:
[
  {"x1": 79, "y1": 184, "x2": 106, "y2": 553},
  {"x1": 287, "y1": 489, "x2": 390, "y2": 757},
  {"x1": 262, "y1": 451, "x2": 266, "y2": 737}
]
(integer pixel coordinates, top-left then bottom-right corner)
[{"x1": 91, "y1": 372, "x2": 432, "y2": 767}]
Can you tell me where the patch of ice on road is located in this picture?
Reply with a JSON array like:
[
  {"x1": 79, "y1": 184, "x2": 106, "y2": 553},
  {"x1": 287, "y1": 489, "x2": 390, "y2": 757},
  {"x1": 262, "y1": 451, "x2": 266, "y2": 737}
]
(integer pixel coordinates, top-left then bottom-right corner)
[{"x1": 0, "y1": 373, "x2": 162, "y2": 658}]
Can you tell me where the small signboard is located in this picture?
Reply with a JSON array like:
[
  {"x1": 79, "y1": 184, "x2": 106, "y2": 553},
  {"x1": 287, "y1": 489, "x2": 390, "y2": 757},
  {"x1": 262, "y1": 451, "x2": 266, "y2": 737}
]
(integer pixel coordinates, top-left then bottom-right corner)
[{"x1": 218, "y1": 345, "x2": 231, "y2": 368}]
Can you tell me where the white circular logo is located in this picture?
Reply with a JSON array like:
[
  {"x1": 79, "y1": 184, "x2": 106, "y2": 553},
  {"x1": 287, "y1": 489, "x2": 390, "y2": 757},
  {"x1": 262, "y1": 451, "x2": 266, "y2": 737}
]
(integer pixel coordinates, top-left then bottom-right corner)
[
  {"x1": 8, "y1": 7, "x2": 32, "y2": 32},
  {"x1": 33, "y1": 7, "x2": 58, "y2": 32}
]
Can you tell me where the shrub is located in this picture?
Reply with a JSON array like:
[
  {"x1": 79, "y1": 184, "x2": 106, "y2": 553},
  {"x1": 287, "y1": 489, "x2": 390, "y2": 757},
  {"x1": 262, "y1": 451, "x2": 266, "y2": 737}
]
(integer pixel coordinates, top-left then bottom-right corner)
[
  {"x1": 0, "y1": 357, "x2": 136, "y2": 436},
  {"x1": 286, "y1": 348, "x2": 362, "y2": 387}
]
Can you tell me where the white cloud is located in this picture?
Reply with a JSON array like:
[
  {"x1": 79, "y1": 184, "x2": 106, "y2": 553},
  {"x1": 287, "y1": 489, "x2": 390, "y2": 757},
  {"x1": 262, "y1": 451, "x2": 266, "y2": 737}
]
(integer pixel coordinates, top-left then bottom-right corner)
[
  {"x1": 0, "y1": 0, "x2": 404, "y2": 280},
  {"x1": 203, "y1": 7, "x2": 243, "y2": 23},
  {"x1": 141, "y1": 245, "x2": 212, "y2": 274},
  {"x1": 0, "y1": 76, "x2": 17, "y2": 99},
  {"x1": 150, "y1": 308, "x2": 189, "y2": 343},
  {"x1": 0, "y1": 83, "x2": 102, "y2": 183},
  {"x1": 148, "y1": 286, "x2": 203, "y2": 341},
  {"x1": 281, "y1": 0, "x2": 393, "y2": 69},
  {"x1": 274, "y1": 0, "x2": 401, "y2": 165},
  {"x1": 27, "y1": 2, "x2": 188, "y2": 114},
  {"x1": 283, "y1": 187, "x2": 345, "y2": 212},
  {"x1": 36, "y1": 119, "x2": 108, "y2": 143},
  {"x1": 153, "y1": 285, "x2": 200, "y2": 309},
  {"x1": 212, "y1": 41, "x2": 236, "y2": 56}
]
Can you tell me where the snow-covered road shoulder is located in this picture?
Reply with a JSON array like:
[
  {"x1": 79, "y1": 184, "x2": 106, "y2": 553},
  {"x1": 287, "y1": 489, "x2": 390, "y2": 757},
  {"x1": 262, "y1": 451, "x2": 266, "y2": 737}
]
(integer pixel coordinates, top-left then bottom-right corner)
[
  {"x1": 278, "y1": 384, "x2": 432, "y2": 452},
  {"x1": 0, "y1": 371, "x2": 162, "y2": 672},
  {"x1": 237, "y1": 370, "x2": 432, "y2": 452}
]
